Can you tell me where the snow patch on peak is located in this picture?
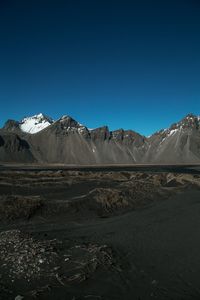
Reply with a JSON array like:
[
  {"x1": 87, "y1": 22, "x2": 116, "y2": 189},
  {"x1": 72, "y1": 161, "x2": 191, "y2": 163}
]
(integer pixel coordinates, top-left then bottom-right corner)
[
  {"x1": 37, "y1": 113, "x2": 45, "y2": 118},
  {"x1": 162, "y1": 127, "x2": 180, "y2": 137},
  {"x1": 20, "y1": 113, "x2": 54, "y2": 134},
  {"x1": 60, "y1": 115, "x2": 70, "y2": 120},
  {"x1": 168, "y1": 128, "x2": 178, "y2": 136},
  {"x1": 58, "y1": 115, "x2": 85, "y2": 129}
]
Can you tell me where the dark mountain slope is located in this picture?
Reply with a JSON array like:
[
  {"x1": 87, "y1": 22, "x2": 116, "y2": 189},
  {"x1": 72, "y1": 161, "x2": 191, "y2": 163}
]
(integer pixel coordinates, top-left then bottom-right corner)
[
  {"x1": 0, "y1": 130, "x2": 35, "y2": 163},
  {"x1": 1, "y1": 113, "x2": 200, "y2": 164},
  {"x1": 144, "y1": 114, "x2": 200, "y2": 163},
  {"x1": 25, "y1": 116, "x2": 146, "y2": 164}
]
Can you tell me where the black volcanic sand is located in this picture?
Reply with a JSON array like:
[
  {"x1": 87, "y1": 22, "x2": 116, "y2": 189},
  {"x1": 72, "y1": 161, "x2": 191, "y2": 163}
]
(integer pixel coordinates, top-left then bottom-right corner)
[{"x1": 0, "y1": 167, "x2": 200, "y2": 299}]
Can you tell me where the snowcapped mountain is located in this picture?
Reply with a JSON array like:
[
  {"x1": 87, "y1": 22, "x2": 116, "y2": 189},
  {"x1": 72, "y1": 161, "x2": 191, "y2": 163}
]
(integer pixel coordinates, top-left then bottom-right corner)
[
  {"x1": 2, "y1": 113, "x2": 89, "y2": 135},
  {"x1": 19, "y1": 113, "x2": 54, "y2": 134},
  {"x1": 1, "y1": 113, "x2": 200, "y2": 164}
]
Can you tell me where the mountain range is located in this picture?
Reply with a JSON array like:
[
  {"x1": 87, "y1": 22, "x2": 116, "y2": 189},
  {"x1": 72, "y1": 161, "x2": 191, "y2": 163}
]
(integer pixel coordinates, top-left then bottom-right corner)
[{"x1": 0, "y1": 113, "x2": 200, "y2": 164}]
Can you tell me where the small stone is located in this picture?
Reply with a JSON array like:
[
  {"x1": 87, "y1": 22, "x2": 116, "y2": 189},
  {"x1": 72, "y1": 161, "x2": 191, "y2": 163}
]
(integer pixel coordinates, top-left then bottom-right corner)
[
  {"x1": 15, "y1": 295, "x2": 24, "y2": 300},
  {"x1": 39, "y1": 259, "x2": 44, "y2": 264},
  {"x1": 64, "y1": 257, "x2": 69, "y2": 261}
]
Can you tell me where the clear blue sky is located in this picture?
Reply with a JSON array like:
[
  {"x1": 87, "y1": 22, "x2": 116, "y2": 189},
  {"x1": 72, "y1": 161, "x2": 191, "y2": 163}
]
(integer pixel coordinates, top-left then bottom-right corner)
[{"x1": 0, "y1": 0, "x2": 200, "y2": 136}]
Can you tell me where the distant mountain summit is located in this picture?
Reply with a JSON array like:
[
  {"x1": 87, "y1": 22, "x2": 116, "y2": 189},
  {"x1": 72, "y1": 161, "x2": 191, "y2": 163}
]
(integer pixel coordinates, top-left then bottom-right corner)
[
  {"x1": 144, "y1": 113, "x2": 200, "y2": 163},
  {"x1": 1, "y1": 113, "x2": 200, "y2": 164},
  {"x1": 3, "y1": 113, "x2": 54, "y2": 134},
  {"x1": 19, "y1": 113, "x2": 54, "y2": 134},
  {"x1": 48, "y1": 115, "x2": 89, "y2": 136},
  {"x1": 169, "y1": 113, "x2": 200, "y2": 131}
]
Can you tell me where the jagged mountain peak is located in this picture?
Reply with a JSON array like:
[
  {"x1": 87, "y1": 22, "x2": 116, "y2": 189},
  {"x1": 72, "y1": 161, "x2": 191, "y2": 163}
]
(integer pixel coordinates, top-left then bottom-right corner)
[
  {"x1": 3, "y1": 119, "x2": 20, "y2": 132},
  {"x1": 45, "y1": 114, "x2": 89, "y2": 136},
  {"x1": 59, "y1": 115, "x2": 72, "y2": 121},
  {"x1": 168, "y1": 113, "x2": 200, "y2": 131},
  {"x1": 20, "y1": 113, "x2": 54, "y2": 134},
  {"x1": 90, "y1": 126, "x2": 110, "y2": 140},
  {"x1": 149, "y1": 113, "x2": 200, "y2": 140},
  {"x1": 58, "y1": 115, "x2": 80, "y2": 125},
  {"x1": 21, "y1": 113, "x2": 53, "y2": 123},
  {"x1": 55, "y1": 115, "x2": 85, "y2": 129},
  {"x1": 182, "y1": 113, "x2": 200, "y2": 120}
]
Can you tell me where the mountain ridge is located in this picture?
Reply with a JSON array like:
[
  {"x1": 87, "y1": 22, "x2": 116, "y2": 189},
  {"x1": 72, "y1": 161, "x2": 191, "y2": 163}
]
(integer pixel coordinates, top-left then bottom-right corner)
[
  {"x1": 3, "y1": 112, "x2": 200, "y2": 137},
  {"x1": 1, "y1": 113, "x2": 200, "y2": 164}
]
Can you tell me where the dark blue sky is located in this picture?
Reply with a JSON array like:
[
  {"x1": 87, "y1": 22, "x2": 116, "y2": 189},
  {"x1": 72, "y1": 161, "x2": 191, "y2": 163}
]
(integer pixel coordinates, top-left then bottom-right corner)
[{"x1": 0, "y1": 0, "x2": 200, "y2": 135}]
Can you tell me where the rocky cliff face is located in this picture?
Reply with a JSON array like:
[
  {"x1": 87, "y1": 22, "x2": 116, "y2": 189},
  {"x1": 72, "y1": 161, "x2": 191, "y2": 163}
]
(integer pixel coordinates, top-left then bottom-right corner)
[
  {"x1": 1, "y1": 113, "x2": 200, "y2": 164},
  {"x1": 0, "y1": 131, "x2": 35, "y2": 163},
  {"x1": 144, "y1": 114, "x2": 200, "y2": 163}
]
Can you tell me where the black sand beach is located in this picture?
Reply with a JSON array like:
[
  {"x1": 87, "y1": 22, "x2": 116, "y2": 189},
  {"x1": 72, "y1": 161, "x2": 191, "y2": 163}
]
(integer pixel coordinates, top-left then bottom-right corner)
[{"x1": 0, "y1": 165, "x2": 200, "y2": 299}]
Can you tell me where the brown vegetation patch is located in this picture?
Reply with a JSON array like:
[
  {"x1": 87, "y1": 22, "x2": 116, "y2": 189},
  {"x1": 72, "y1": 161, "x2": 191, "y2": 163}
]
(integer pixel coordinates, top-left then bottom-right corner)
[
  {"x1": 70, "y1": 188, "x2": 130, "y2": 216},
  {"x1": 0, "y1": 195, "x2": 43, "y2": 220},
  {"x1": 89, "y1": 188, "x2": 129, "y2": 212}
]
